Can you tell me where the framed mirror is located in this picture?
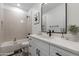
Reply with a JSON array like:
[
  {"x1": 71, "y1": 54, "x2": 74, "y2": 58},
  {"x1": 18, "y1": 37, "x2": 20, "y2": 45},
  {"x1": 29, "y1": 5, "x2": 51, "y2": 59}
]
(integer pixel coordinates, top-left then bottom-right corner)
[{"x1": 41, "y1": 3, "x2": 67, "y2": 33}]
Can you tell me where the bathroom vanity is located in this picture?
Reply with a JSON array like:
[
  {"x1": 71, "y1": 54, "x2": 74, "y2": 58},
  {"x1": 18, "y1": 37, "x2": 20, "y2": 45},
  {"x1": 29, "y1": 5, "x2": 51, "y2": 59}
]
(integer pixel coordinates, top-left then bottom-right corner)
[{"x1": 29, "y1": 33, "x2": 79, "y2": 56}]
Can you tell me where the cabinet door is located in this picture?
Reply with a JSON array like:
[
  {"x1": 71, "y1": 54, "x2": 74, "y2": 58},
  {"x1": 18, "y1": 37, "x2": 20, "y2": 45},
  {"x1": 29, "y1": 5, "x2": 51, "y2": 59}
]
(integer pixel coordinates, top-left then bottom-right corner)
[
  {"x1": 54, "y1": 46, "x2": 76, "y2": 56},
  {"x1": 29, "y1": 38, "x2": 37, "y2": 56},
  {"x1": 50, "y1": 45, "x2": 57, "y2": 56},
  {"x1": 35, "y1": 39, "x2": 49, "y2": 56},
  {"x1": 29, "y1": 37, "x2": 49, "y2": 56},
  {"x1": 50, "y1": 45, "x2": 76, "y2": 56}
]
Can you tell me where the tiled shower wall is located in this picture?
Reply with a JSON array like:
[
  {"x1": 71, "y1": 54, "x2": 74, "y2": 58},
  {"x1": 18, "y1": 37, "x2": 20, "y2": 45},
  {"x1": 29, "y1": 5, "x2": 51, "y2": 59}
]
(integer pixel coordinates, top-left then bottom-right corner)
[
  {"x1": 0, "y1": 4, "x2": 4, "y2": 43},
  {"x1": 0, "y1": 4, "x2": 32, "y2": 43}
]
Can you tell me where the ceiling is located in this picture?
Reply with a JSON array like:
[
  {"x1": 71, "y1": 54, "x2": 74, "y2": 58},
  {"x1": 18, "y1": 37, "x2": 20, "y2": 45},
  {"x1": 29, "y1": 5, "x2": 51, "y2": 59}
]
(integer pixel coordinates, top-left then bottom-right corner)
[
  {"x1": 42, "y1": 3, "x2": 63, "y2": 14},
  {"x1": 3, "y1": 3, "x2": 64, "y2": 13},
  {"x1": 3, "y1": 3, "x2": 39, "y2": 12}
]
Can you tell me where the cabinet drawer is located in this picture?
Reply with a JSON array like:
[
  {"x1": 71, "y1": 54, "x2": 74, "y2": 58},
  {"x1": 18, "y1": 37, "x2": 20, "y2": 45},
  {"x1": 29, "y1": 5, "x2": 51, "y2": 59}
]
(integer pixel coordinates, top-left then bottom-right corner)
[
  {"x1": 50, "y1": 45, "x2": 58, "y2": 56},
  {"x1": 29, "y1": 37, "x2": 49, "y2": 56},
  {"x1": 55, "y1": 46, "x2": 76, "y2": 56},
  {"x1": 33, "y1": 38, "x2": 49, "y2": 51},
  {"x1": 50, "y1": 45, "x2": 76, "y2": 56}
]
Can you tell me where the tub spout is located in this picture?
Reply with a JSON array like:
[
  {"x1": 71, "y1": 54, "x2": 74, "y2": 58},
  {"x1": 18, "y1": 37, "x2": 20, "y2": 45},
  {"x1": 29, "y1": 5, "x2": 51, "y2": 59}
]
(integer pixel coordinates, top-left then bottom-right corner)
[{"x1": 14, "y1": 38, "x2": 16, "y2": 41}]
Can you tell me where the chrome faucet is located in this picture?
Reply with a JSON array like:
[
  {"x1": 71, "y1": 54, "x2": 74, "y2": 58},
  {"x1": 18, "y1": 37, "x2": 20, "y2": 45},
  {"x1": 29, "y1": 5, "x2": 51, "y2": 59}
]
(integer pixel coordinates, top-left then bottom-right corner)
[
  {"x1": 47, "y1": 30, "x2": 52, "y2": 37},
  {"x1": 47, "y1": 30, "x2": 54, "y2": 37}
]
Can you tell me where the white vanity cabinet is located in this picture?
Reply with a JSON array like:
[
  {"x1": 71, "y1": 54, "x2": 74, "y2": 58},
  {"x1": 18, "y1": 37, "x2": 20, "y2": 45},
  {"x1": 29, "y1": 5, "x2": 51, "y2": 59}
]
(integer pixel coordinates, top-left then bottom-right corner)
[
  {"x1": 50, "y1": 44, "x2": 77, "y2": 56},
  {"x1": 29, "y1": 37, "x2": 49, "y2": 56},
  {"x1": 29, "y1": 35, "x2": 78, "y2": 56},
  {"x1": 29, "y1": 38, "x2": 37, "y2": 56}
]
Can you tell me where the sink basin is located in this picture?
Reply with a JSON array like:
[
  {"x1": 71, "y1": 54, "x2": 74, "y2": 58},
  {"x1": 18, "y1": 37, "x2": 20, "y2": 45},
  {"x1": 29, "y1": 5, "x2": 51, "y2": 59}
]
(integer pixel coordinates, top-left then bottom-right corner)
[
  {"x1": 37, "y1": 32, "x2": 79, "y2": 43},
  {"x1": 61, "y1": 34, "x2": 79, "y2": 42},
  {"x1": 0, "y1": 41, "x2": 21, "y2": 53},
  {"x1": 0, "y1": 39, "x2": 29, "y2": 55},
  {"x1": 37, "y1": 33, "x2": 79, "y2": 42},
  {"x1": 16, "y1": 39, "x2": 29, "y2": 47},
  {"x1": 38, "y1": 33, "x2": 62, "y2": 39}
]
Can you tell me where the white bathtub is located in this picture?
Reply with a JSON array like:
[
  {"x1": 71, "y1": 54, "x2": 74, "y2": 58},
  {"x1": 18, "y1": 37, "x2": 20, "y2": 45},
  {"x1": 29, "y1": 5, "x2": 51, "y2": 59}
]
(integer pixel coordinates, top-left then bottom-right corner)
[{"x1": 0, "y1": 39, "x2": 29, "y2": 56}]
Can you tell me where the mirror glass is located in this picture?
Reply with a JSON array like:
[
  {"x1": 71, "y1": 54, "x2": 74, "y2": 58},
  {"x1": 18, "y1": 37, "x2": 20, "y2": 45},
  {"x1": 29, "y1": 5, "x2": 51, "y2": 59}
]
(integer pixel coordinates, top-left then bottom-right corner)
[{"x1": 41, "y1": 3, "x2": 67, "y2": 33}]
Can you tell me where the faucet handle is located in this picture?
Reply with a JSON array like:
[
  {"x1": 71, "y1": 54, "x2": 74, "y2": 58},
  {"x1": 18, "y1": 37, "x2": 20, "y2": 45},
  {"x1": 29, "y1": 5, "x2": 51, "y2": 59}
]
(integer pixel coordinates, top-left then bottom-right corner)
[
  {"x1": 14, "y1": 38, "x2": 16, "y2": 41},
  {"x1": 52, "y1": 30, "x2": 54, "y2": 33},
  {"x1": 47, "y1": 30, "x2": 51, "y2": 34}
]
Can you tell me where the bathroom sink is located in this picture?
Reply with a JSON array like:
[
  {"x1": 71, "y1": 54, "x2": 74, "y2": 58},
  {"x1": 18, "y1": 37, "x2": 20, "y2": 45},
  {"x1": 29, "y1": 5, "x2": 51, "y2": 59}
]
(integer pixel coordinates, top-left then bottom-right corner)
[
  {"x1": 0, "y1": 41, "x2": 21, "y2": 53},
  {"x1": 60, "y1": 34, "x2": 79, "y2": 42},
  {"x1": 38, "y1": 33, "x2": 62, "y2": 39},
  {"x1": 37, "y1": 33, "x2": 52, "y2": 39},
  {"x1": 64, "y1": 37, "x2": 79, "y2": 42},
  {"x1": 37, "y1": 33, "x2": 79, "y2": 43},
  {"x1": 16, "y1": 39, "x2": 29, "y2": 47},
  {"x1": 0, "y1": 39, "x2": 29, "y2": 54}
]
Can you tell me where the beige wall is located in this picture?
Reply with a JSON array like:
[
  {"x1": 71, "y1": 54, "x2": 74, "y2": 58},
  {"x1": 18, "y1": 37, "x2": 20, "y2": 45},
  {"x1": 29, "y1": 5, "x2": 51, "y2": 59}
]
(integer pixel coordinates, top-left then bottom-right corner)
[
  {"x1": 0, "y1": 4, "x2": 32, "y2": 43},
  {"x1": 0, "y1": 4, "x2": 4, "y2": 43}
]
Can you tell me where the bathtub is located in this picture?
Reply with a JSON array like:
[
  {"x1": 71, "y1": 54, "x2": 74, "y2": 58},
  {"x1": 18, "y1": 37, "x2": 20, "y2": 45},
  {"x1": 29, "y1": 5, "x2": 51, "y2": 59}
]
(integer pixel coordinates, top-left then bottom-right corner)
[{"x1": 0, "y1": 39, "x2": 29, "y2": 56}]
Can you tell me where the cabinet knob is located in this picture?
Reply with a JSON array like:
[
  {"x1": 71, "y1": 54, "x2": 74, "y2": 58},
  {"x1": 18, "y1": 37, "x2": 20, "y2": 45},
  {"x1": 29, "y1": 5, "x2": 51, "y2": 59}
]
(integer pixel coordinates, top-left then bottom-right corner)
[{"x1": 56, "y1": 53, "x2": 62, "y2": 56}]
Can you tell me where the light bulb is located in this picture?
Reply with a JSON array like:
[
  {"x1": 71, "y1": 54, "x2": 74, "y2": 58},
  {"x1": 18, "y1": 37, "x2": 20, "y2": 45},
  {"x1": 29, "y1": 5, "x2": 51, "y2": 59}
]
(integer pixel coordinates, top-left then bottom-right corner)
[
  {"x1": 44, "y1": 3, "x2": 47, "y2": 4},
  {"x1": 20, "y1": 20, "x2": 24, "y2": 23},
  {"x1": 17, "y1": 3, "x2": 20, "y2": 6}
]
